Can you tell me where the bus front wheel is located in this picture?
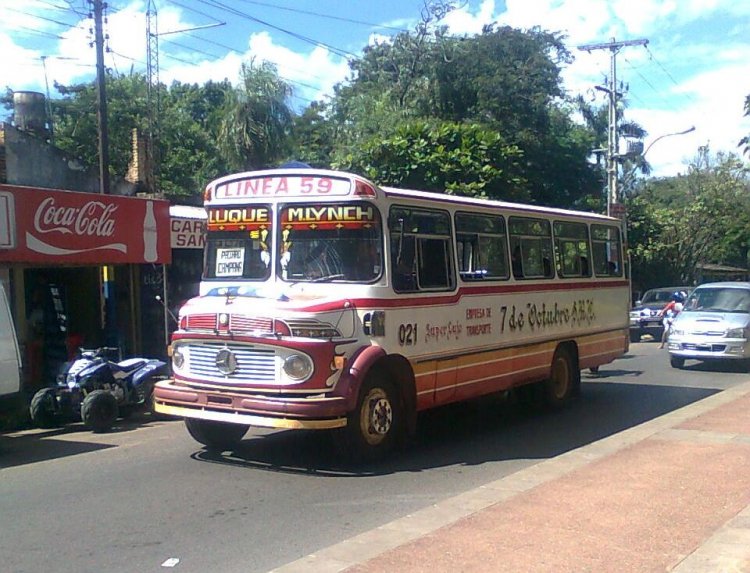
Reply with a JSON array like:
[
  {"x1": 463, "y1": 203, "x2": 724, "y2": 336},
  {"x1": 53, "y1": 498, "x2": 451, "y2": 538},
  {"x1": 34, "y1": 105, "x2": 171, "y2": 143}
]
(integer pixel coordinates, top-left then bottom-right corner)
[
  {"x1": 340, "y1": 376, "x2": 402, "y2": 462},
  {"x1": 185, "y1": 418, "x2": 249, "y2": 451}
]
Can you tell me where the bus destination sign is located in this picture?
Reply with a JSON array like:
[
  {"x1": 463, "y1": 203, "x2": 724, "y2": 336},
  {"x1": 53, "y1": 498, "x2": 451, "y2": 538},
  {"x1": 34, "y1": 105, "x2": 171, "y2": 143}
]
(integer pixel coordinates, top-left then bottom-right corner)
[{"x1": 214, "y1": 176, "x2": 352, "y2": 200}]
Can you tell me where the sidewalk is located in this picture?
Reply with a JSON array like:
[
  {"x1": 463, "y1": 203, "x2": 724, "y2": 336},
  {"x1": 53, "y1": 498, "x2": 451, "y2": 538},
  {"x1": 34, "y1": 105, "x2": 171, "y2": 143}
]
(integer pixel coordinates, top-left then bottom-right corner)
[{"x1": 271, "y1": 380, "x2": 750, "y2": 573}]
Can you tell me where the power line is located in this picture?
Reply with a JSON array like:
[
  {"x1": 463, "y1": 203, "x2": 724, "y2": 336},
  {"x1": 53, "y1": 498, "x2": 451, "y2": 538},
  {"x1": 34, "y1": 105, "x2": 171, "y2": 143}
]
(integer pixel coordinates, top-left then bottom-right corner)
[
  {"x1": 180, "y1": 30, "x2": 332, "y2": 85},
  {"x1": 194, "y1": 0, "x2": 358, "y2": 60},
  {"x1": 5, "y1": 6, "x2": 82, "y2": 29},
  {"x1": 17, "y1": 26, "x2": 67, "y2": 40},
  {"x1": 232, "y1": 0, "x2": 409, "y2": 33}
]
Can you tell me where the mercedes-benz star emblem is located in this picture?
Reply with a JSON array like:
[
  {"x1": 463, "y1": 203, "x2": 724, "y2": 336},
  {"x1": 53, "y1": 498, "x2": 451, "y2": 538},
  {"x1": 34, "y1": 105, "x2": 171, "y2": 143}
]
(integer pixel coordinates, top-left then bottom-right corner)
[{"x1": 215, "y1": 348, "x2": 238, "y2": 375}]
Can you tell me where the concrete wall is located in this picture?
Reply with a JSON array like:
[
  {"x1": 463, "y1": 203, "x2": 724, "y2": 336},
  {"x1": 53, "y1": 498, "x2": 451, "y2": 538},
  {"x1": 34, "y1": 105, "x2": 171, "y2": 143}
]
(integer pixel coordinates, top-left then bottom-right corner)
[{"x1": 1, "y1": 123, "x2": 137, "y2": 195}]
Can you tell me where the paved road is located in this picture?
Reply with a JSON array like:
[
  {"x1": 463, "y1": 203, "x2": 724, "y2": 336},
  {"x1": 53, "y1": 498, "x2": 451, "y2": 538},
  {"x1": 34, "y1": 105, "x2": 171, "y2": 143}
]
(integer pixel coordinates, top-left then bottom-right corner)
[{"x1": 1, "y1": 342, "x2": 748, "y2": 573}]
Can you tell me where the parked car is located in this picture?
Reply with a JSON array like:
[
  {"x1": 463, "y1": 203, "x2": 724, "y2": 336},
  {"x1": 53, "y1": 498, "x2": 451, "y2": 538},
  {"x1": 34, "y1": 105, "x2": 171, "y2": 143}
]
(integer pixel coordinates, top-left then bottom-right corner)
[
  {"x1": 667, "y1": 282, "x2": 750, "y2": 369},
  {"x1": 629, "y1": 286, "x2": 691, "y2": 342}
]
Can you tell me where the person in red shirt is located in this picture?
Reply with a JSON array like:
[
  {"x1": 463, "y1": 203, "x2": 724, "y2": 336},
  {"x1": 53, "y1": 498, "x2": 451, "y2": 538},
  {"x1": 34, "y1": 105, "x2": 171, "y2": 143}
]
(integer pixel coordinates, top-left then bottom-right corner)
[{"x1": 659, "y1": 291, "x2": 686, "y2": 348}]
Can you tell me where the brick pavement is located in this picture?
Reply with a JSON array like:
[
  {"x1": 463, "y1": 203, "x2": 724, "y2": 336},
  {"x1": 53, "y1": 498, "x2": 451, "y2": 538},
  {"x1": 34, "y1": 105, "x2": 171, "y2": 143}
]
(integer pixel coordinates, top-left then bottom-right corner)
[{"x1": 271, "y1": 381, "x2": 750, "y2": 573}]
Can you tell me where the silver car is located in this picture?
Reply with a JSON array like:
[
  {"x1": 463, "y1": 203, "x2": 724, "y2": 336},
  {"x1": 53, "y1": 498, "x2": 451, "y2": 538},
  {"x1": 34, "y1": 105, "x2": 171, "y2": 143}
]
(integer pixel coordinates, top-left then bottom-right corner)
[{"x1": 667, "y1": 282, "x2": 750, "y2": 369}]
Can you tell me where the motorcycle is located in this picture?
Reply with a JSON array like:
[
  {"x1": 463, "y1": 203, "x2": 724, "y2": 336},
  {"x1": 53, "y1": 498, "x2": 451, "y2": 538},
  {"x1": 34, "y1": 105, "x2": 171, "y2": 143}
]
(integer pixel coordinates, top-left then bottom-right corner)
[{"x1": 29, "y1": 347, "x2": 169, "y2": 433}]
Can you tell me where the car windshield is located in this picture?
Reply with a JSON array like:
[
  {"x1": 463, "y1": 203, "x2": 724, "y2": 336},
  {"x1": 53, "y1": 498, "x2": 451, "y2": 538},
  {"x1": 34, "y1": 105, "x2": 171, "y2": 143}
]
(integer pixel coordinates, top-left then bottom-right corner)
[
  {"x1": 684, "y1": 287, "x2": 750, "y2": 313},
  {"x1": 641, "y1": 290, "x2": 675, "y2": 304}
]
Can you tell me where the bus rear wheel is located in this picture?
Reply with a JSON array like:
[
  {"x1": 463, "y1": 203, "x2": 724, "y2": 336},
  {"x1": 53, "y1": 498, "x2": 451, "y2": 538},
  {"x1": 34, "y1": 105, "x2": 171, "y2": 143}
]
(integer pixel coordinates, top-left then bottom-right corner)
[
  {"x1": 340, "y1": 376, "x2": 402, "y2": 462},
  {"x1": 543, "y1": 347, "x2": 576, "y2": 408},
  {"x1": 185, "y1": 418, "x2": 249, "y2": 451}
]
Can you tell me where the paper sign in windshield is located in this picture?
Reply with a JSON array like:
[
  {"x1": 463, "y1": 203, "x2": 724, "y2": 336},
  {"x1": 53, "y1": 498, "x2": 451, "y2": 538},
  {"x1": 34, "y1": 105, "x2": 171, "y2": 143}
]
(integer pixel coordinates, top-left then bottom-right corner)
[{"x1": 216, "y1": 247, "x2": 244, "y2": 276}]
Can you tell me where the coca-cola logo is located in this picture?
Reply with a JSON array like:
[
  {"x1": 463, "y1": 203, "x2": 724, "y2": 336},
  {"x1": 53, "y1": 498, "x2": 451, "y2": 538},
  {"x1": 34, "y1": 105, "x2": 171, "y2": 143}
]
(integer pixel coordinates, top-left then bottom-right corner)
[
  {"x1": 34, "y1": 197, "x2": 117, "y2": 237},
  {"x1": 25, "y1": 195, "x2": 127, "y2": 257}
]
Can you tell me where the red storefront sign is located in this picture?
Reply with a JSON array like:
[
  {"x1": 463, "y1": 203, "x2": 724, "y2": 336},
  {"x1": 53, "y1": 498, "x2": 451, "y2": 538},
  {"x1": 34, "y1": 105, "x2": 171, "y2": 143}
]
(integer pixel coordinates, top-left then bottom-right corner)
[{"x1": 0, "y1": 184, "x2": 171, "y2": 264}]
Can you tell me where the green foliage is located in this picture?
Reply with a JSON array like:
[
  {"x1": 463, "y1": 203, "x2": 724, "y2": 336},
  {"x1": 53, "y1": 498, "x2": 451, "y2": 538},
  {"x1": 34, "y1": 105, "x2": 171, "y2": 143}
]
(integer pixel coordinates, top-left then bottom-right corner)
[
  {"x1": 52, "y1": 73, "x2": 150, "y2": 180},
  {"x1": 218, "y1": 60, "x2": 294, "y2": 171},
  {"x1": 324, "y1": 23, "x2": 600, "y2": 207},
  {"x1": 741, "y1": 94, "x2": 750, "y2": 157},
  {"x1": 626, "y1": 149, "x2": 750, "y2": 290},
  {"x1": 333, "y1": 120, "x2": 528, "y2": 201},
  {"x1": 288, "y1": 101, "x2": 336, "y2": 168}
]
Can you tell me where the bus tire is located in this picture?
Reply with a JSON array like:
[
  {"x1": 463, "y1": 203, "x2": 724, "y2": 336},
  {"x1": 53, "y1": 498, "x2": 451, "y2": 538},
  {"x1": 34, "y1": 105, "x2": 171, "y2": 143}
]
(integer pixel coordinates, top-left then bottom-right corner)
[
  {"x1": 184, "y1": 418, "x2": 248, "y2": 451},
  {"x1": 670, "y1": 356, "x2": 685, "y2": 369},
  {"x1": 543, "y1": 347, "x2": 575, "y2": 408},
  {"x1": 340, "y1": 375, "x2": 402, "y2": 462}
]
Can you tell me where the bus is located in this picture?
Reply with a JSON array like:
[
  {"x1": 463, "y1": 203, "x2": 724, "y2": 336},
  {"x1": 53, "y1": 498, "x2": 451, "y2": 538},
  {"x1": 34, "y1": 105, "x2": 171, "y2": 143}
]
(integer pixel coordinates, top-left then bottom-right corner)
[{"x1": 153, "y1": 168, "x2": 629, "y2": 459}]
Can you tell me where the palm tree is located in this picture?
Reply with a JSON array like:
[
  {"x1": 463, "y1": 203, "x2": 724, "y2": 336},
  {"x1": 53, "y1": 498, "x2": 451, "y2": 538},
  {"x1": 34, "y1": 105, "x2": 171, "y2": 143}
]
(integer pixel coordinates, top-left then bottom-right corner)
[{"x1": 219, "y1": 60, "x2": 294, "y2": 170}]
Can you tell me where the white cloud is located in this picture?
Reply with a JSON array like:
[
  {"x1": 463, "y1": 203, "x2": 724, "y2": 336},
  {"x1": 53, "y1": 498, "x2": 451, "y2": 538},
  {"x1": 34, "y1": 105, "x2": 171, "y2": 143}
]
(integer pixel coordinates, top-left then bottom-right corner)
[{"x1": 1, "y1": 0, "x2": 748, "y2": 177}]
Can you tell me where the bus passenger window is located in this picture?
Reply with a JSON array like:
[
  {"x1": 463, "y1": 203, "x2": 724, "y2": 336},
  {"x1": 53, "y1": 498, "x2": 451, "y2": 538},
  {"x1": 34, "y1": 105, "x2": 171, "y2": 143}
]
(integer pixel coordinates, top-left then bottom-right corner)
[
  {"x1": 591, "y1": 224, "x2": 622, "y2": 277},
  {"x1": 455, "y1": 213, "x2": 509, "y2": 281},
  {"x1": 509, "y1": 216, "x2": 554, "y2": 279}
]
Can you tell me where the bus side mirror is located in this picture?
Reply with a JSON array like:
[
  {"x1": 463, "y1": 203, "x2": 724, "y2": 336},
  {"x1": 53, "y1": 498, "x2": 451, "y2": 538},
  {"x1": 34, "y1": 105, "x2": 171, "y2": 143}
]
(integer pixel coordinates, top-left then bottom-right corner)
[{"x1": 363, "y1": 311, "x2": 386, "y2": 337}]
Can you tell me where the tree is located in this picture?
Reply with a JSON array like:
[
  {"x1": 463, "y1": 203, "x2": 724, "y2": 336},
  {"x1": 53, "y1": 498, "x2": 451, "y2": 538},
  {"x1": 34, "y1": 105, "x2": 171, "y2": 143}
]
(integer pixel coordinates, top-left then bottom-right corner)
[
  {"x1": 321, "y1": 22, "x2": 601, "y2": 207},
  {"x1": 740, "y1": 93, "x2": 750, "y2": 157},
  {"x1": 626, "y1": 148, "x2": 750, "y2": 290},
  {"x1": 288, "y1": 101, "x2": 336, "y2": 168},
  {"x1": 218, "y1": 60, "x2": 294, "y2": 170},
  {"x1": 333, "y1": 120, "x2": 528, "y2": 201}
]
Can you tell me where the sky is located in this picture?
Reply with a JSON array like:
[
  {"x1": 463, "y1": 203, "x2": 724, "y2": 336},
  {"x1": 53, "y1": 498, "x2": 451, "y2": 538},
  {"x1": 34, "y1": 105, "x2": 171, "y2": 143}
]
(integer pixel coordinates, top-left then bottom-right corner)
[{"x1": 1, "y1": 0, "x2": 749, "y2": 178}]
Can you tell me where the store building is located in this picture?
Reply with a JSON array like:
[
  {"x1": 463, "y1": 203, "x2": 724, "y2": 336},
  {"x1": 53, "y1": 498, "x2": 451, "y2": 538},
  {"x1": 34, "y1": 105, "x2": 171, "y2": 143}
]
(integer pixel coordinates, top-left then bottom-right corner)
[
  {"x1": 1, "y1": 95, "x2": 206, "y2": 392},
  {"x1": 0, "y1": 183, "x2": 171, "y2": 391}
]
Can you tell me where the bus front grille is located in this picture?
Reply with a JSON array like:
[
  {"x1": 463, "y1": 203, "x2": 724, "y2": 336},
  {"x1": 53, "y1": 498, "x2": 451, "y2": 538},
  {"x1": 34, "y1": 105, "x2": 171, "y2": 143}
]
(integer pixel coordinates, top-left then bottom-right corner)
[{"x1": 186, "y1": 342, "x2": 277, "y2": 384}]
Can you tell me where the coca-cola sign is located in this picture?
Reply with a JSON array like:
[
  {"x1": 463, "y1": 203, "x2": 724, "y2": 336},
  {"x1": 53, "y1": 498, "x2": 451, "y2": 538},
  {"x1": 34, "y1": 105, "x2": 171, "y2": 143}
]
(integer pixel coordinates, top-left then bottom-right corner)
[{"x1": 0, "y1": 184, "x2": 171, "y2": 264}]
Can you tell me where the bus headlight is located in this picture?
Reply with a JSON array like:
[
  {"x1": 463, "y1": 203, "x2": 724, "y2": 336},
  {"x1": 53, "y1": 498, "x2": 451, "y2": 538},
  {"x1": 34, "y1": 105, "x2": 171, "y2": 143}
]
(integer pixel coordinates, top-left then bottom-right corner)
[
  {"x1": 283, "y1": 354, "x2": 313, "y2": 381},
  {"x1": 172, "y1": 345, "x2": 185, "y2": 370}
]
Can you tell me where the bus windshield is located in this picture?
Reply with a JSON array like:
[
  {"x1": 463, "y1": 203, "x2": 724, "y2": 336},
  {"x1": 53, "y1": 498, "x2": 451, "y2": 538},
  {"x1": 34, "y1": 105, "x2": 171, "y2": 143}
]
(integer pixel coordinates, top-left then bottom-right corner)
[
  {"x1": 278, "y1": 202, "x2": 382, "y2": 283},
  {"x1": 204, "y1": 204, "x2": 273, "y2": 281}
]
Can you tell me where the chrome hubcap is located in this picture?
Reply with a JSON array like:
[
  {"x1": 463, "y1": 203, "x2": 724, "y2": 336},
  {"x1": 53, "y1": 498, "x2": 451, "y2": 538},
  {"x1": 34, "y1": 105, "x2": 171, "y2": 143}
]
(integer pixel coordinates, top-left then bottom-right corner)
[{"x1": 360, "y1": 388, "x2": 393, "y2": 446}]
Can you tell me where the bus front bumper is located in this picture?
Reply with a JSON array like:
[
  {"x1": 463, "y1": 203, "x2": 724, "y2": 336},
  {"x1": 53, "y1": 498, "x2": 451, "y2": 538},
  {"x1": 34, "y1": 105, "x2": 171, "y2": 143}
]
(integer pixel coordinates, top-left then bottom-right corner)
[{"x1": 153, "y1": 379, "x2": 348, "y2": 430}]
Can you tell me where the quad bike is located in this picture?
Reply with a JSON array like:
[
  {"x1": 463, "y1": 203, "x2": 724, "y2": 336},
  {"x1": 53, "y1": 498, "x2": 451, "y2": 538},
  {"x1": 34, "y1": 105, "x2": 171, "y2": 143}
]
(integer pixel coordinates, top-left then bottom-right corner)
[{"x1": 30, "y1": 347, "x2": 168, "y2": 433}]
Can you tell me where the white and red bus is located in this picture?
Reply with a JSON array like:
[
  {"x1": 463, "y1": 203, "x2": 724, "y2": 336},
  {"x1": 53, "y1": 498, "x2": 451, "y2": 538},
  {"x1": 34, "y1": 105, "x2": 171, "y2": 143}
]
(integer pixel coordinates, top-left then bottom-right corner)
[{"x1": 153, "y1": 168, "x2": 629, "y2": 459}]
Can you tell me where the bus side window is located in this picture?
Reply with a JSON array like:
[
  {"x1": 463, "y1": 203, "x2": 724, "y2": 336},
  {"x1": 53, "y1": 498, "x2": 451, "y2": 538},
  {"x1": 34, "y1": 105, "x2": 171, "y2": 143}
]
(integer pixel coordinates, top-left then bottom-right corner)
[
  {"x1": 591, "y1": 224, "x2": 622, "y2": 277},
  {"x1": 509, "y1": 216, "x2": 554, "y2": 279},
  {"x1": 511, "y1": 243, "x2": 523, "y2": 278},
  {"x1": 455, "y1": 213, "x2": 509, "y2": 281},
  {"x1": 553, "y1": 221, "x2": 591, "y2": 278}
]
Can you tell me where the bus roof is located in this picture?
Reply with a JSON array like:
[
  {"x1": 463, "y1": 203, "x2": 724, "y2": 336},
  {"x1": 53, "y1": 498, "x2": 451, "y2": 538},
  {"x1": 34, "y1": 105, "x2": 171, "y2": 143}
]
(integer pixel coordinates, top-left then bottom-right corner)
[
  {"x1": 379, "y1": 186, "x2": 618, "y2": 222},
  {"x1": 205, "y1": 168, "x2": 618, "y2": 223}
]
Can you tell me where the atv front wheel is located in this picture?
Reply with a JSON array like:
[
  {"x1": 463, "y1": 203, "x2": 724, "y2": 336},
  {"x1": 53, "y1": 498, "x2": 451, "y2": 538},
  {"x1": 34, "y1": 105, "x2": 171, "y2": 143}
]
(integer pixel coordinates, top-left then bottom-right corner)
[{"x1": 81, "y1": 390, "x2": 119, "y2": 433}]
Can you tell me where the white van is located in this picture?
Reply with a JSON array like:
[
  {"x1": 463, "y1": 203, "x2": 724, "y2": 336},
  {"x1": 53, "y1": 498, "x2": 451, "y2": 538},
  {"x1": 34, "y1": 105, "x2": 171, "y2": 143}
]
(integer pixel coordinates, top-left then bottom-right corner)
[
  {"x1": 0, "y1": 282, "x2": 21, "y2": 399},
  {"x1": 667, "y1": 282, "x2": 750, "y2": 369}
]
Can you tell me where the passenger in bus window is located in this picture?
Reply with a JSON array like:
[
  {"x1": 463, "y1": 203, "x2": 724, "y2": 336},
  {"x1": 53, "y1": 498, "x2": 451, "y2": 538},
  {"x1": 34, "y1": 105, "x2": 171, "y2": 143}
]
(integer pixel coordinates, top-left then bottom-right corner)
[
  {"x1": 305, "y1": 242, "x2": 343, "y2": 279},
  {"x1": 392, "y1": 237, "x2": 417, "y2": 291},
  {"x1": 349, "y1": 241, "x2": 380, "y2": 281},
  {"x1": 580, "y1": 255, "x2": 589, "y2": 276},
  {"x1": 512, "y1": 245, "x2": 523, "y2": 278}
]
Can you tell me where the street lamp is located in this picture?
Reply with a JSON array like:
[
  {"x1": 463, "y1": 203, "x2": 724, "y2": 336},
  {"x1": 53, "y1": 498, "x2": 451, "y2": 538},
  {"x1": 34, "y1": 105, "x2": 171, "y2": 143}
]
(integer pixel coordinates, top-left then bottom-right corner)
[{"x1": 642, "y1": 126, "x2": 696, "y2": 158}]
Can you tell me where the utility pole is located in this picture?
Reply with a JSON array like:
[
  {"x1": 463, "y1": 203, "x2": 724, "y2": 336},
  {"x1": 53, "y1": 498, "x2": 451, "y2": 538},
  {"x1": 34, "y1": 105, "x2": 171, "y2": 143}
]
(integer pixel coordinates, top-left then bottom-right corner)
[
  {"x1": 578, "y1": 37, "x2": 648, "y2": 217},
  {"x1": 146, "y1": 0, "x2": 159, "y2": 194},
  {"x1": 92, "y1": 0, "x2": 110, "y2": 194}
]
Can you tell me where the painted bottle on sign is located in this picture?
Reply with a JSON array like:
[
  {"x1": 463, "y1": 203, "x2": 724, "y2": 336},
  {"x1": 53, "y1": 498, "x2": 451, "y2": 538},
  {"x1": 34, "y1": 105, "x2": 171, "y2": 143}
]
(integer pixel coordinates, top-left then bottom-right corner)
[{"x1": 143, "y1": 200, "x2": 158, "y2": 262}]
